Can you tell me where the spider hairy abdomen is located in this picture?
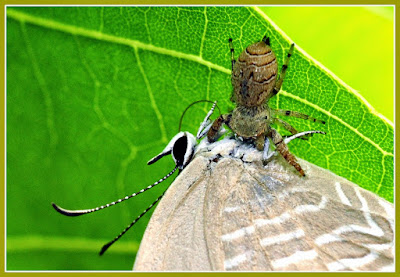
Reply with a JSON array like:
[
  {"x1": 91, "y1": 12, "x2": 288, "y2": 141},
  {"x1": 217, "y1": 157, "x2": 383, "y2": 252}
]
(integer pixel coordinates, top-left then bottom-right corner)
[{"x1": 232, "y1": 40, "x2": 278, "y2": 107}]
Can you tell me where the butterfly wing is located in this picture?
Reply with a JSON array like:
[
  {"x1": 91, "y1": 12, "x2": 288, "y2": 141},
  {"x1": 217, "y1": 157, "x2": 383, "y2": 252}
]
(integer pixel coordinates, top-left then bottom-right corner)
[
  {"x1": 204, "y1": 156, "x2": 394, "y2": 271},
  {"x1": 134, "y1": 156, "x2": 214, "y2": 271},
  {"x1": 134, "y1": 141, "x2": 394, "y2": 271}
]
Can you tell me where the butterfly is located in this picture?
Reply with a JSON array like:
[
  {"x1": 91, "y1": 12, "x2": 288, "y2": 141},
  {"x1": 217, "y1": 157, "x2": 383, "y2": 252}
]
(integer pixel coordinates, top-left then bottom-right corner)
[{"x1": 134, "y1": 132, "x2": 394, "y2": 271}]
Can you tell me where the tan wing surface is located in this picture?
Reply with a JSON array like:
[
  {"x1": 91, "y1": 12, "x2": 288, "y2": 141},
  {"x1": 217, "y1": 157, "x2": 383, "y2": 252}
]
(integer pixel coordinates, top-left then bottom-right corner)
[{"x1": 134, "y1": 140, "x2": 394, "y2": 271}]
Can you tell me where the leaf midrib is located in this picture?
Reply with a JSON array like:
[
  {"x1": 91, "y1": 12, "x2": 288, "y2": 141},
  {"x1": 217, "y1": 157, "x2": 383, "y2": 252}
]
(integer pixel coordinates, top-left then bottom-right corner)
[
  {"x1": 7, "y1": 8, "x2": 393, "y2": 159},
  {"x1": 7, "y1": 235, "x2": 139, "y2": 254},
  {"x1": 280, "y1": 90, "x2": 393, "y2": 157}
]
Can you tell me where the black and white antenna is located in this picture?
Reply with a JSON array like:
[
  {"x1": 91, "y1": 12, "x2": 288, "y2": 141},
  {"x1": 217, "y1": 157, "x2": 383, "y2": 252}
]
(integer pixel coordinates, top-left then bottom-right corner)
[{"x1": 52, "y1": 101, "x2": 219, "y2": 255}]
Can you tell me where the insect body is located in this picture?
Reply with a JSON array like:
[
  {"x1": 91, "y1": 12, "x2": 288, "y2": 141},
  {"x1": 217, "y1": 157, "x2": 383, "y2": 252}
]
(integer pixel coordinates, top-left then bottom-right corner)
[{"x1": 208, "y1": 36, "x2": 326, "y2": 176}]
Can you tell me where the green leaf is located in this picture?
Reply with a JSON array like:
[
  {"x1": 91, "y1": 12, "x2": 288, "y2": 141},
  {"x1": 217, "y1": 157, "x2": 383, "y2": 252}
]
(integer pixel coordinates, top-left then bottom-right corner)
[
  {"x1": 259, "y1": 6, "x2": 394, "y2": 122},
  {"x1": 6, "y1": 6, "x2": 393, "y2": 270}
]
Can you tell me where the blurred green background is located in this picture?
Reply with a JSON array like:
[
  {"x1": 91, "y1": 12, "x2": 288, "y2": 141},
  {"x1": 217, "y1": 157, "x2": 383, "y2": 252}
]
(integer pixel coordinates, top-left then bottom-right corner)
[
  {"x1": 6, "y1": 6, "x2": 393, "y2": 271},
  {"x1": 261, "y1": 6, "x2": 394, "y2": 122}
]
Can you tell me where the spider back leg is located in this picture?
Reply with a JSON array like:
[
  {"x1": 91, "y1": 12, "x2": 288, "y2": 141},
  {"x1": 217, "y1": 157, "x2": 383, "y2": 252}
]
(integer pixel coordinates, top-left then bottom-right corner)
[{"x1": 271, "y1": 43, "x2": 295, "y2": 96}]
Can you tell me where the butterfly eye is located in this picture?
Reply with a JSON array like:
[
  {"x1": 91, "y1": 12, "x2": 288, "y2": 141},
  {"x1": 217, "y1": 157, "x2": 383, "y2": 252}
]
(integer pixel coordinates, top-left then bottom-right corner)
[
  {"x1": 172, "y1": 133, "x2": 195, "y2": 171},
  {"x1": 52, "y1": 101, "x2": 218, "y2": 256}
]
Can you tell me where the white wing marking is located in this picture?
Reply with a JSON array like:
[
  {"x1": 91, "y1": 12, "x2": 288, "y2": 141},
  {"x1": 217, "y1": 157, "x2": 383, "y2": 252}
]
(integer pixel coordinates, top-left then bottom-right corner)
[
  {"x1": 224, "y1": 206, "x2": 240, "y2": 213},
  {"x1": 334, "y1": 182, "x2": 352, "y2": 206},
  {"x1": 224, "y1": 251, "x2": 252, "y2": 270},
  {"x1": 315, "y1": 188, "x2": 385, "y2": 247},
  {"x1": 260, "y1": 229, "x2": 305, "y2": 246},
  {"x1": 222, "y1": 196, "x2": 328, "y2": 243},
  {"x1": 379, "y1": 264, "x2": 395, "y2": 272},
  {"x1": 221, "y1": 226, "x2": 255, "y2": 242},
  {"x1": 354, "y1": 188, "x2": 384, "y2": 237},
  {"x1": 288, "y1": 187, "x2": 309, "y2": 193},
  {"x1": 255, "y1": 212, "x2": 291, "y2": 227},
  {"x1": 315, "y1": 233, "x2": 343, "y2": 246},
  {"x1": 277, "y1": 187, "x2": 308, "y2": 201},
  {"x1": 294, "y1": 196, "x2": 327, "y2": 213},
  {"x1": 326, "y1": 251, "x2": 379, "y2": 271},
  {"x1": 271, "y1": 250, "x2": 318, "y2": 268},
  {"x1": 362, "y1": 242, "x2": 393, "y2": 251},
  {"x1": 378, "y1": 198, "x2": 394, "y2": 219},
  {"x1": 377, "y1": 199, "x2": 395, "y2": 256}
]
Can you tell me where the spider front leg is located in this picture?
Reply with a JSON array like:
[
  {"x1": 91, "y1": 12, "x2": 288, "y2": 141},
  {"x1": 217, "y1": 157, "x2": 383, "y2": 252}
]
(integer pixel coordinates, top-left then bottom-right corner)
[
  {"x1": 270, "y1": 128, "x2": 305, "y2": 176},
  {"x1": 271, "y1": 43, "x2": 295, "y2": 96},
  {"x1": 207, "y1": 114, "x2": 231, "y2": 142}
]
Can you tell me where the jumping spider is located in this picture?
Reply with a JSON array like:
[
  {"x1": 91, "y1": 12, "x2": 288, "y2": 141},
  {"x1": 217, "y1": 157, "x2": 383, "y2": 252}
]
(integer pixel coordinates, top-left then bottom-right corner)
[{"x1": 207, "y1": 36, "x2": 325, "y2": 176}]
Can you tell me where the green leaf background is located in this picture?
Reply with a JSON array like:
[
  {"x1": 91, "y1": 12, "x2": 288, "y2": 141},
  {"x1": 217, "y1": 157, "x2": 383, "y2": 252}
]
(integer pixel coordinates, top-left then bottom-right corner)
[{"x1": 6, "y1": 6, "x2": 394, "y2": 270}]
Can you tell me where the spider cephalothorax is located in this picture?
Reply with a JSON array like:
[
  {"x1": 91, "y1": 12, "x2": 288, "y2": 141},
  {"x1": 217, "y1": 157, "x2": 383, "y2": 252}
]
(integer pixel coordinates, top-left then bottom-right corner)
[{"x1": 207, "y1": 36, "x2": 325, "y2": 176}]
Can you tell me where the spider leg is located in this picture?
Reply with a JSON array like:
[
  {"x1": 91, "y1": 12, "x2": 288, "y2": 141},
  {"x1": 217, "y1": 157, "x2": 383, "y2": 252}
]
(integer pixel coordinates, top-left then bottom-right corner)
[
  {"x1": 255, "y1": 133, "x2": 266, "y2": 151},
  {"x1": 272, "y1": 117, "x2": 310, "y2": 140},
  {"x1": 263, "y1": 130, "x2": 325, "y2": 164},
  {"x1": 207, "y1": 114, "x2": 231, "y2": 142},
  {"x1": 271, "y1": 43, "x2": 295, "y2": 96},
  {"x1": 229, "y1": 38, "x2": 237, "y2": 103},
  {"x1": 270, "y1": 128, "x2": 305, "y2": 176},
  {"x1": 229, "y1": 38, "x2": 236, "y2": 71},
  {"x1": 272, "y1": 109, "x2": 326, "y2": 125}
]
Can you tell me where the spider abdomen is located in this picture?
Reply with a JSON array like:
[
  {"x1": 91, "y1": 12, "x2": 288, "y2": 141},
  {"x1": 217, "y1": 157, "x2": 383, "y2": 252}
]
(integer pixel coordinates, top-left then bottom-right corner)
[{"x1": 232, "y1": 41, "x2": 278, "y2": 107}]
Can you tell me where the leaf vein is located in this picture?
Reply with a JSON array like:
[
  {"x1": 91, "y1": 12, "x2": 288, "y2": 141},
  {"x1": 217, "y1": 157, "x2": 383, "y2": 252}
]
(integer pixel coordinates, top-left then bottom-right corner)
[
  {"x1": 20, "y1": 21, "x2": 58, "y2": 149},
  {"x1": 279, "y1": 90, "x2": 393, "y2": 157},
  {"x1": 7, "y1": 9, "x2": 231, "y2": 75},
  {"x1": 134, "y1": 47, "x2": 168, "y2": 144},
  {"x1": 199, "y1": 6, "x2": 208, "y2": 58}
]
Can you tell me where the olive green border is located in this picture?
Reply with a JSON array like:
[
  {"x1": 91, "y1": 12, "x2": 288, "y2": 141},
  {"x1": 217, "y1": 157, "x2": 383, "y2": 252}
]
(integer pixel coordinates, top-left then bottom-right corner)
[{"x1": 1, "y1": 0, "x2": 397, "y2": 276}]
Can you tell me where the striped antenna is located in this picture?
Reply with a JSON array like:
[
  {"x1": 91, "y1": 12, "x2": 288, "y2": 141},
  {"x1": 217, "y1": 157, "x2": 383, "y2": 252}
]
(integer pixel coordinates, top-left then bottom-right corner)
[
  {"x1": 197, "y1": 101, "x2": 217, "y2": 139},
  {"x1": 178, "y1": 100, "x2": 221, "y2": 132},
  {"x1": 100, "y1": 189, "x2": 167, "y2": 256},
  {"x1": 52, "y1": 167, "x2": 178, "y2": 217}
]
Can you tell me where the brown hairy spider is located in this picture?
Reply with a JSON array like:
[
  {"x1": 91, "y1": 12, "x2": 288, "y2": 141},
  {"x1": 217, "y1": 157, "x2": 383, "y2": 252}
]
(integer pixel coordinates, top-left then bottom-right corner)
[{"x1": 207, "y1": 36, "x2": 325, "y2": 176}]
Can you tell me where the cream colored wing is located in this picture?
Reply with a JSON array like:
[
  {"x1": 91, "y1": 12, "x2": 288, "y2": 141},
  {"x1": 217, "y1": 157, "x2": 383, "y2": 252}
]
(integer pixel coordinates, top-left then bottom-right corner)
[
  {"x1": 134, "y1": 156, "x2": 213, "y2": 271},
  {"x1": 134, "y1": 139, "x2": 394, "y2": 271}
]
